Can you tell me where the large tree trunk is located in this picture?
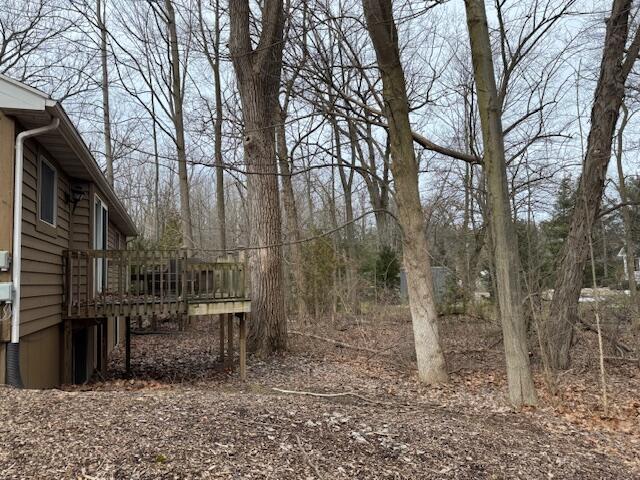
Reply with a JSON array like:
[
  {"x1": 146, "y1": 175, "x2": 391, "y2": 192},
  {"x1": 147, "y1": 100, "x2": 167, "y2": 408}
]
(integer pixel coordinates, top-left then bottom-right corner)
[
  {"x1": 229, "y1": 0, "x2": 286, "y2": 355},
  {"x1": 615, "y1": 104, "x2": 640, "y2": 328},
  {"x1": 165, "y1": 0, "x2": 194, "y2": 250},
  {"x1": 276, "y1": 104, "x2": 309, "y2": 319},
  {"x1": 362, "y1": 0, "x2": 447, "y2": 384},
  {"x1": 464, "y1": 0, "x2": 537, "y2": 406},
  {"x1": 97, "y1": 0, "x2": 113, "y2": 186},
  {"x1": 543, "y1": 0, "x2": 640, "y2": 369}
]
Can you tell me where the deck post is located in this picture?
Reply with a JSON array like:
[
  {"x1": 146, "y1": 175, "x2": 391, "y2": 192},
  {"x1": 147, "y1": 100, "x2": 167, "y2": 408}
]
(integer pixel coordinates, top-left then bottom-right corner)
[
  {"x1": 100, "y1": 318, "x2": 108, "y2": 378},
  {"x1": 239, "y1": 313, "x2": 247, "y2": 381},
  {"x1": 226, "y1": 313, "x2": 233, "y2": 368},
  {"x1": 125, "y1": 316, "x2": 131, "y2": 375},
  {"x1": 218, "y1": 313, "x2": 225, "y2": 363}
]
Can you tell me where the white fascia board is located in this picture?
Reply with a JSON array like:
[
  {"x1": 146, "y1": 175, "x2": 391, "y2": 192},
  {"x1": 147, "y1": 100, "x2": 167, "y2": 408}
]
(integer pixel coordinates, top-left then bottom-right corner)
[{"x1": 0, "y1": 74, "x2": 54, "y2": 110}]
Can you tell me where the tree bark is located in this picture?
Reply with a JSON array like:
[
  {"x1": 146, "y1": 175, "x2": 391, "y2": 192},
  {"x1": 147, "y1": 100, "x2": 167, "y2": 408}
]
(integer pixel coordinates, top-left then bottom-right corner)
[
  {"x1": 544, "y1": 0, "x2": 639, "y2": 369},
  {"x1": 213, "y1": 0, "x2": 226, "y2": 250},
  {"x1": 362, "y1": 0, "x2": 448, "y2": 384},
  {"x1": 229, "y1": 0, "x2": 287, "y2": 355},
  {"x1": 464, "y1": 0, "x2": 537, "y2": 406},
  {"x1": 165, "y1": 0, "x2": 194, "y2": 250},
  {"x1": 97, "y1": 0, "x2": 113, "y2": 186}
]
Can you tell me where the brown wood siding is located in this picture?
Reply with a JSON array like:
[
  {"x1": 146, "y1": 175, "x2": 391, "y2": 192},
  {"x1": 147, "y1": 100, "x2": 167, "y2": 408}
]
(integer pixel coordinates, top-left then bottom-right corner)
[
  {"x1": 19, "y1": 324, "x2": 61, "y2": 388},
  {"x1": 19, "y1": 138, "x2": 70, "y2": 337},
  {"x1": 68, "y1": 181, "x2": 91, "y2": 304}
]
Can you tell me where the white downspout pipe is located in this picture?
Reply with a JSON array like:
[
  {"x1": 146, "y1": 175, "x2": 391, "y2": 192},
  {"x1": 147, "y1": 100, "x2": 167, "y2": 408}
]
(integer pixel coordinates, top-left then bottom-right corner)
[{"x1": 7, "y1": 118, "x2": 59, "y2": 388}]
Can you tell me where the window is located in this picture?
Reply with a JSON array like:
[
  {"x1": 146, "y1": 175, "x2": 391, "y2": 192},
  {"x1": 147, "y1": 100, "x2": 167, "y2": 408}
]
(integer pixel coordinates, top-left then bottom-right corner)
[
  {"x1": 94, "y1": 195, "x2": 108, "y2": 294},
  {"x1": 37, "y1": 155, "x2": 57, "y2": 234}
]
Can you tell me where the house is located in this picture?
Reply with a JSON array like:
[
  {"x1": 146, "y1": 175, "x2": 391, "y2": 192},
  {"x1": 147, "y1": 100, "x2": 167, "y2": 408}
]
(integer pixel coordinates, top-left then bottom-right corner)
[
  {"x1": 0, "y1": 74, "x2": 137, "y2": 388},
  {"x1": 0, "y1": 75, "x2": 250, "y2": 389},
  {"x1": 617, "y1": 247, "x2": 640, "y2": 283}
]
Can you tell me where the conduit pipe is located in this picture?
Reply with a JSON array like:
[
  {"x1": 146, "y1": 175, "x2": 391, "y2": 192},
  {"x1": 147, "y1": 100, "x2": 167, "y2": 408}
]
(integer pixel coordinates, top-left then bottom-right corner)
[{"x1": 7, "y1": 117, "x2": 60, "y2": 388}]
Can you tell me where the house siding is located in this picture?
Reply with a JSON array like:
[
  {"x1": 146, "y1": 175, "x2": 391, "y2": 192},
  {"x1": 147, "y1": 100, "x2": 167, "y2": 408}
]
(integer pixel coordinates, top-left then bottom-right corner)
[
  {"x1": 20, "y1": 324, "x2": 60, "y2": 388},
  {"x1": 18, "y1": 137, "x2": 70, "y2": 388},
  {"x1": 19, "y1": 138, "x2": 70, "y2": 336},
  {"x1": 1, "y1": 123, "x2": 129, "y2": 388},
  {"x1": 69, "y1": 181, "x2": 91, "y2": 306}
]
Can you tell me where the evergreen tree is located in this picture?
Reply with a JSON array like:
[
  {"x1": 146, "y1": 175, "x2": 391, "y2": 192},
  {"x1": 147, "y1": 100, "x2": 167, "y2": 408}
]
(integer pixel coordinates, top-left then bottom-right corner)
[{"x1": 541, "y1": 177, "x2": 576, "y2": 287}]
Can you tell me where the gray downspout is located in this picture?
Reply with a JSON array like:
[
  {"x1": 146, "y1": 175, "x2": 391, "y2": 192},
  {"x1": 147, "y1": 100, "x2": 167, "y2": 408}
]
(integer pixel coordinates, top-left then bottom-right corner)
[{"x1": 7, "y1": 118, "x2": 60, "y2": 388}]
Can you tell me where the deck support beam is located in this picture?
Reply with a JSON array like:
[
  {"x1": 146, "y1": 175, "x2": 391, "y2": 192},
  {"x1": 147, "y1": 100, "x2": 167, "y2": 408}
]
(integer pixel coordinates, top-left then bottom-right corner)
[
  {"x1": 226, "y1": 313, "x2": 234, "y2": 368},
  {"x1": 218, "y1": 314, "x2": 225, "y2": 363},
  {"x1": 239, "y1": 313, "x2": 247, "y2": 381},
  {"x1": 100, "y1": 319, "x2": 108, "y2": 378},
  {"x1": 125, "y1": 316, "x2": 131, "y2": 375}
]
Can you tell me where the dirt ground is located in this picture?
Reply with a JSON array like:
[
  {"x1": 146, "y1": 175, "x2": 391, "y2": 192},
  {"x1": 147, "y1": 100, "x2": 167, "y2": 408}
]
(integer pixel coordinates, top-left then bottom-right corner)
[{"x1": 0, "y1": 308, "x2": 638, "y2": 479}]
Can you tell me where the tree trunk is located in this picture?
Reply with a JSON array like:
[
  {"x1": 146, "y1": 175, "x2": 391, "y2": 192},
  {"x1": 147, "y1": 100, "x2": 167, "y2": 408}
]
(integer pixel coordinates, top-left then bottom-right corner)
[
  {"x1": 197, "y1": 0, "x2": 227, "y2": 250},
  {"x1": 97, "y1": 0, "x2": 113, "y2": 186},
  {"x1": 213, "y1": 0, "x2": 226, "y2": 250},
  {"x1": 615, "y1": 104, "x2": 640, "y2": 328},
  {"x1": 464, "y1": 0, "x2": 537, "y2": 406},
  {"x1": 151, "y1": 91, "x2": 160, "y2": 243},
  {"x1": 229, "y1": 0, "x2": 287, "y2": 355},
  {"x1": 543, "y1": 0, "x2": 639, "y2": 369},
  {"x1": 362, "y1": 0, "x2": 447, "y2": 384},
  {"x1": 165, "y1": 0, "x2": 194, "y2": 250}
]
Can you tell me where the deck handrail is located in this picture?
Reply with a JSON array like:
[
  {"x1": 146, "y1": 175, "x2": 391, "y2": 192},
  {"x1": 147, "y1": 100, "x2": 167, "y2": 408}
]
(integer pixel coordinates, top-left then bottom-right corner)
[{"x1": 62, "y1": 248, "x2": 248, "y2": 319}]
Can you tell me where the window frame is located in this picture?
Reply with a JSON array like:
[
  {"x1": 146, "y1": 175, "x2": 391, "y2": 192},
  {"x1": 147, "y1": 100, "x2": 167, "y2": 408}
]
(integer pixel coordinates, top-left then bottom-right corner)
[
  {"x1": 93, "y1": 193, "x2": 109, "y2": 295},
  {"x1": 36, "y1": 153, "x2": 58, "y2": 236}
]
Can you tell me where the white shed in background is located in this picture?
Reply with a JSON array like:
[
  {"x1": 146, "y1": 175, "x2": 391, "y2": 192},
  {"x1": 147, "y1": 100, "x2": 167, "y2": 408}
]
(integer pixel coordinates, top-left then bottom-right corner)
[{"x1": 617, "y1": 248, "x2": 640, "y2": 282}]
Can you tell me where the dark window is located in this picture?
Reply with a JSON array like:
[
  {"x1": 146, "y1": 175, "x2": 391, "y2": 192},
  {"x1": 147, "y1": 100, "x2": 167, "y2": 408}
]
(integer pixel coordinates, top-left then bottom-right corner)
[{"x1": 39, "y1": 158, "x2": 56, "y2": 226}]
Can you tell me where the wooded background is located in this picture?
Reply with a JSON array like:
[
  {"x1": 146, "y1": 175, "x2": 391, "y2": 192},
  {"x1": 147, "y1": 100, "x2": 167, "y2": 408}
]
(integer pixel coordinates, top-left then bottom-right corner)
[{"x1": 3, "y1": 0, "x2": 640, "y2": 407}]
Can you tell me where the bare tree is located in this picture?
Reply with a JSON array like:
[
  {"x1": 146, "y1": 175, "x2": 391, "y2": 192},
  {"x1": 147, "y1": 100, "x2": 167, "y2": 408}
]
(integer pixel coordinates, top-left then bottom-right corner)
[
  {"x1": 164, "y1": 0, "x2": 194, "y2": 249},
  {"x1": 196, "y1": 0, "x2": 227, "y2": 250},
  {"x1": 543, "y1": 0, "x2": 640, "y2": 369},
  {"x1": 362, "y1": 0, "x2": 448, "y2": 383},
  {"x1": 464, "y1": 0, "x2": 537, "y2": 406},
  {"x1": 96, "y1": 0, "x2": 114, "y2": 186},
  {"x1": 229, "y1": 0, "x2": 287, "y2": 354},
  {"x1": 109, "y1": 0, "x2": 195, "y2": 249}
]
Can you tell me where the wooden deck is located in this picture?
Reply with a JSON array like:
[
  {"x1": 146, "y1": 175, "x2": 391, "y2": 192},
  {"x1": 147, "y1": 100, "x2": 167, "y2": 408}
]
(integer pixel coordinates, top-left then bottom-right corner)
[
  {"x1": 63, "y1": 249, "x2": 249, "y2": 319},
  {"x1": 62, "y1": 248, "x2": 251, "y2": 382}
]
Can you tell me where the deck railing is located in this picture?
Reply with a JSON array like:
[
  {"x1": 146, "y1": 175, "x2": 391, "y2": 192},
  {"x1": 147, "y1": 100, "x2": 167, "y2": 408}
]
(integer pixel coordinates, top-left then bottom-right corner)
[{"x1": 63, "y1": 249, "x2": 248, "y2": 319}]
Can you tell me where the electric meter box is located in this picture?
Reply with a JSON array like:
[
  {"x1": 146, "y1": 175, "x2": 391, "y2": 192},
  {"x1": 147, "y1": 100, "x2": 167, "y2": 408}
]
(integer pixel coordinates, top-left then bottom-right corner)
[
  {"x1": 0, "y1": 251, "x2": 9, "y2": 271},
  {"x1": 0, "y1": 283, "x2": 13, "y2": 303}
]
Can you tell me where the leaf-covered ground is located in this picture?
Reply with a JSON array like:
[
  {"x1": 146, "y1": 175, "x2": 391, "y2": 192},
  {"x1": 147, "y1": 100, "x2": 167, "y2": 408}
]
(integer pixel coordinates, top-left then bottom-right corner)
[{"x1": 0, "y1": 309, "x2": 638, "y2": 479}]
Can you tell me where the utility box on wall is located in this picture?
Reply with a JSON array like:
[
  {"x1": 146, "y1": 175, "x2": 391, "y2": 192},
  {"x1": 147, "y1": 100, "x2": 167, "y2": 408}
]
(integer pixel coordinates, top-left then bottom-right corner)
[
  {"x1": 0, "y1": 282, "x2": 13, "y2": 303},
  {"x1": 0, "y1": 251, "x2": 10, "y2": 272}
]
